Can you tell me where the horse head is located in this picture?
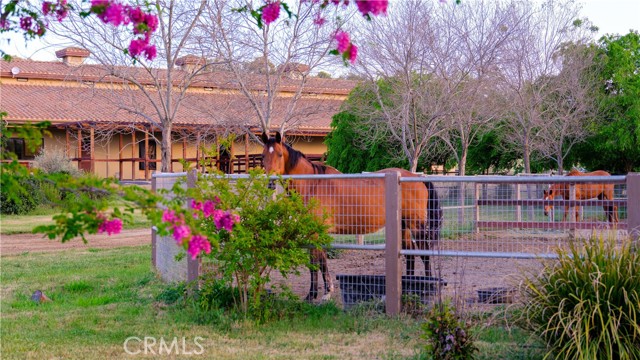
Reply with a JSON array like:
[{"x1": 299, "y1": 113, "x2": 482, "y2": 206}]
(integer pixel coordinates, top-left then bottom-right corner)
[
  {"x1": 261, "y1": 132, "x2": 287, "y2": 175},
  {"x1": 542, "y1": 188, "x2": 555, "y2": 217}
]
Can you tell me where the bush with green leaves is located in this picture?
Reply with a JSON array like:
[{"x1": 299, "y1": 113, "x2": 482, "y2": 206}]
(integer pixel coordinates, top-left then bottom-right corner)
[
  {"x1": 422, "y1": 301, "x2": 478, "y2": 360},
  {"x1": 521, "y1": 237, "x2": 640, "y2": 360},
  {"x1": 159, "y1": 170, "x2": 332, "y2": 314},
  {"x1": 0, "y1": 176, "x2": 42, "y2": 215}
]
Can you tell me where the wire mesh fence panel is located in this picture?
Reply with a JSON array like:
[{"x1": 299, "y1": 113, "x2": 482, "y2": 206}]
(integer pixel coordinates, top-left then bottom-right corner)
[{"x1": 398, "y1": 175, "x2": 628, "y2": 313}]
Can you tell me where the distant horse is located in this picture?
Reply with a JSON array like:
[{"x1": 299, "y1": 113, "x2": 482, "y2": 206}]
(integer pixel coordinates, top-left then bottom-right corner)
[
  {"x1": 543, "y1": 169, "x2": 618, "y2": 223},
  {"x1": 261, "y1": 132, "x2": 443, "y2": 301}
]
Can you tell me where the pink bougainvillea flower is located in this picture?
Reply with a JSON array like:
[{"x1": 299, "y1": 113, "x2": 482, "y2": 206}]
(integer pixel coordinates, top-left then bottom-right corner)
[
  {"x1": 162, "y1": 209, "x2": 178, "y2": 223},
  {"x1": 214, "y1": 210, "x2": 239, "y2": 232},
  {"x1": 128, "y1": 6, "x2": 145, "y2": 23},
  {"x1": 313, "y1": 14, "x2": 326, "y2": 26},
  {"x1": 98, "y1": 218, "x2": 123, "y2": 235},
  {"x1": 261, "y1": 1, "x2": 281, "y2": 25},
  {"x1": 128, "y1": 38, "x2": 146, "y2": 57},
  {"x1": 144, "y1": 13, "x2": 158, "y2": 32},
  {"x1": 348, "y1": 43, "x2": 358, "y2": 64},
  {"x1": 187, "y1": 234, "x2": 211, "y2": 260},
  {"x1": 335, "y1": 31, "x2": 351, "y2": 53},
  {"x1": 172, "y1": 225, "x2": 191, "y2": 243},
  {"x1": 202, "y1": 200, "x2": 216, "y2": 218},
  {"x1": 142, "y1": 44, "x2": 156, "y2": 60},
  {"x1": 355, "y1": 0, "x2": 388, "y2": 17},
  {"x1": 190, "y1": 199, "x2": 203, "y2": 211},
  {"x1": 42, "y1": 2, "x2": 54, "y2": 16},
  {"x1": 102, "y1": 2, "x2": 125, "y2": 26}
]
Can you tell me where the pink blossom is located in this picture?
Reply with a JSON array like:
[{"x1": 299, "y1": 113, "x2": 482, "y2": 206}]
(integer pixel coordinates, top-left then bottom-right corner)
[
  {"x1": 187, "y1": 235, "x2": 211, "y2": 260},
  {"x1": 42, "y1": 2, "x2": 54, "y2": 16},
  {"x1": 261, "y1": 1, "x2": 281, "y2": 25},
  {"x1": 0, "y1": 19, "x2": 9, "y2": 31},
  {"x1": 313, "y1": 14, "x2": 326, "y2": 26},
  {"x1": 172, "y1": 225, "x2": 191, "y2": 243},
  {"x1": 335, "y1": 31, "x2": 351, "y2": 53},
  {"x1": 143, "y1": 44, "x2": 157, "y2": 61},
  {"x1": 98, "y1": 218, "x2": 123, "y2": 235},
  {"x1": 128, "y1": 6, "x2": 145, "y2": 23},
  {"x1": 214, "y1": 210, "x2": 239, "y2": 232},
  {"x1": 162, "y1": 209, "x2": 178, "y2": 224},
  {"x1": 128, "y1": 38, "x2": 146, "y2": 57},
  {"x1": 355, "y1": 0, "x2": 388, "y2": 17},
  {"x1": 348, "y1": 44, "x2": 358, "y2": 64},
  {"x1": 144, "y1": 13, "x2": 158, "y2": 32},
  {"x1": 19, "y1": 17, "x2": 32, "y2": 32},
  {"x1": 203, "y1": 200, "x2": 216, "y2": 218},
  {"x1": 102, "y1": 3, "x2": 125, "y2": 26},
  {"x1": 190, "y1": 199, "x2": 203, "y2": 211}
]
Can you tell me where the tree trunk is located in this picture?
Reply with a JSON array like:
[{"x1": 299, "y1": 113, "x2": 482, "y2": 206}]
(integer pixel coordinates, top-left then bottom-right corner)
[
  {"x1": 161, "y1": 123, "x2": 173, "y2": 173},
  {"x1": 410, "y1": 155, "x2": 419, "y2": 173},
  {"x1": 523, "y1": 138, "x2": 531, "y2": 174},
  {"x1": 557, "y1": 153, "x2": 564, "y2": 175}
]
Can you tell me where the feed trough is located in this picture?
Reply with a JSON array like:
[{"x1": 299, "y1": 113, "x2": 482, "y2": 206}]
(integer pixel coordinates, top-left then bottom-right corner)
[
  {"x1": 336, "y1": 274, "x2": 447, "y2": 310},
  {"x1": 477, "y1": 287, "x2": 514, "y2": 304}
]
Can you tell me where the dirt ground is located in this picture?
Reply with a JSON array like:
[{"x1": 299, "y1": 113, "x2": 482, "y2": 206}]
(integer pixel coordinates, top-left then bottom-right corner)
[{"x1": 0, "y1": 229, "x2": 152, "y2": 256}]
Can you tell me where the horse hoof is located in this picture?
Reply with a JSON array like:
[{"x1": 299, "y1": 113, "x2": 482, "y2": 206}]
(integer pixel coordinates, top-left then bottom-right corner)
[
  {"x1": 304, "y1": 293, "x2": 316, "y2": 303},
  {"x1": 321, "y1": 292, "x2": 332, "y2": 302}
]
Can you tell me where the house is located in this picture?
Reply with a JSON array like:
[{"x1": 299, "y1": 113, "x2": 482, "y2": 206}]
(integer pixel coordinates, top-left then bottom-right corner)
[{"x1": 0, "y1": 47, "x2": 356, "y2": 180}]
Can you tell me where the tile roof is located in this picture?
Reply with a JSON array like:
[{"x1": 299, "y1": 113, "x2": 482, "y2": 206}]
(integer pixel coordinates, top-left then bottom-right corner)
[
  {"x1": 1, "y1": 83, "x2": 344, "y2": 132},
  {"x1": 0, "y1": 58, "x2": 357, "y2": 95},
  {"x1": 0, "y1": 57, "x2": 354, "y2": 133}
]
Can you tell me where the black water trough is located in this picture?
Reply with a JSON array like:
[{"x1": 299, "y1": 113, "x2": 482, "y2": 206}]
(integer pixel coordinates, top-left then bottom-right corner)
[{"x1": 336, "y1": 274, "x2": 447, "y2": 310}]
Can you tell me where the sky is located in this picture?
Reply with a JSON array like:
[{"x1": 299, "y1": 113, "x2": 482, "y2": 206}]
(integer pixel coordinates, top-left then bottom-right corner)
[{"x1": 2, "y1": 0, "x2": 639, "y2": 62}]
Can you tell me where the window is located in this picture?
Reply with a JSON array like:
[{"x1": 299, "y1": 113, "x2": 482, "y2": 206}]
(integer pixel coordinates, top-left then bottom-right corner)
[
  {"x1": 3, "y1": 138, "x2": 40, "y2": 160},
  {"x1": 139, "y1": 141, "x2": 157, "y2": 170}
]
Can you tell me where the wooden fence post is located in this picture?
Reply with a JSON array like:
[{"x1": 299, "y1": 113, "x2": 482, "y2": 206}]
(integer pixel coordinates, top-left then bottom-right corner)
[
  {"x1": 385, "y1": 172, "x2": 402, "y2": 316},
  {"x1": 186, "y1": 170, "x2": 199, "y2": 284},
  {"x1": 627, "y1": 173, "x2": 640, "y2": 248}
]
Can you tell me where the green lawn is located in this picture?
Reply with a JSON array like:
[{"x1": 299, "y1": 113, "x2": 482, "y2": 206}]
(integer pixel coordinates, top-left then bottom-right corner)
[
  {"x1": 0, "y1": 246, "x2": 544, "y2": 359},
  {"x1": 0, "y1": 206, "x2": 151, "y2": 235}
]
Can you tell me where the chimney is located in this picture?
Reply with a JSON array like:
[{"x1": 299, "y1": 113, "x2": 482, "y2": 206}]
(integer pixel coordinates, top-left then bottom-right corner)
[
  {"x1": 55, "y1": 47, "x2": 90, "y2": 66},
  {"x1": 277, "y1": 62, "x2": 310, "y2": 80},
  {"x1": 176, "y1": 55, "x2": 206, "y2": 73}
]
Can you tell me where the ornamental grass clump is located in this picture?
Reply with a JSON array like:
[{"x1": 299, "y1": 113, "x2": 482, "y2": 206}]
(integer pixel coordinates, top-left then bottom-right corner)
[{"x1": 521, "y1": 237, "x2": 640, "y2": 360}]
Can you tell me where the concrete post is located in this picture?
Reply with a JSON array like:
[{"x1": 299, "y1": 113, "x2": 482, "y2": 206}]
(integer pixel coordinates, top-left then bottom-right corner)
[{"x1": 186, "y1": 169, "x2": 199, "y2": 284}]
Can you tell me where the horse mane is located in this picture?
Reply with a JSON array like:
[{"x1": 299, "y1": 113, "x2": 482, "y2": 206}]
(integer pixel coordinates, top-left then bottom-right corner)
[{"x1": 281, "y1": 142, "x2": 335, "y2": 174}]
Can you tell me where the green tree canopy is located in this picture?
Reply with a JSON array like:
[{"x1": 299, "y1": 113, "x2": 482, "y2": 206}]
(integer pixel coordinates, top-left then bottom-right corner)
[{"x1": 574, "y1": 31, "x2": 640, "y2": 173}]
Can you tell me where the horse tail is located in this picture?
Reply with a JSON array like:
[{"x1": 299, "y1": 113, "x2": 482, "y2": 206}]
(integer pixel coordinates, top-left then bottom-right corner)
[{"x1": 425, "y1": 181, "x2": 443, "y2": 242}]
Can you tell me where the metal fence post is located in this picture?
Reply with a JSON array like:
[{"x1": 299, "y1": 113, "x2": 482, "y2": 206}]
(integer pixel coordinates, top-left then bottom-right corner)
[
  {"x1": 473, "y1": 182, "x2": 480, "y2": 234},
  {"x1": 186, "y1": 169, "x2": 199, "y2": 284},
  {"x1": 151, "y1": 175, "x2": 157, "y2": 268},
  {"x1": 627, "y1": 173, "x2": 640, "y2": 247},
  {"x1": 385, "y1": 172, "x2": 402, "y2": 316}
]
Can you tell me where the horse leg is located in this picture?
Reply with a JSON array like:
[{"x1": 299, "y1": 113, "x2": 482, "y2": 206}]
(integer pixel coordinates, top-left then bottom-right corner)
[
  {"x1": 305, "y1": 249, "x2": 321, "y2": 302},
  {"x1": 317, "y1": 249, "x2": 334, "y2": 301},
  {"x1": 411, "y1": 222, "x2": 432, "y2": 278},
  {"x1": 402, "y1": 223, "x2": 416, "y2": 276}
]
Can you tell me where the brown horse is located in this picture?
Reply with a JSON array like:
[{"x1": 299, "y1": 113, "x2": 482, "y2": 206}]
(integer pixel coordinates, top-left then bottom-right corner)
[
  {"x1": 261, "y1": 132, "x2": 443, "y2": 301},
  {"x1": 543, "y1": 169, "x2": 618, "y2": 223}
]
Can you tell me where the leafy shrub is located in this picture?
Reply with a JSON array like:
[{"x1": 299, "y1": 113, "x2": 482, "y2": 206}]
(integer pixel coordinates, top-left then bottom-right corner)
[
  {"x1": 33, "y1": 149, "x2": 81, "y2": 176},
  {"x1": 521, "y1": 237, "x2": 640, "y2": 360},
  {"x1": 0, "y1": 176, "x2": 41, "y2": 214},
  {"x1": 422, "y1": 301, "x2": 478, "y2": 360}
]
